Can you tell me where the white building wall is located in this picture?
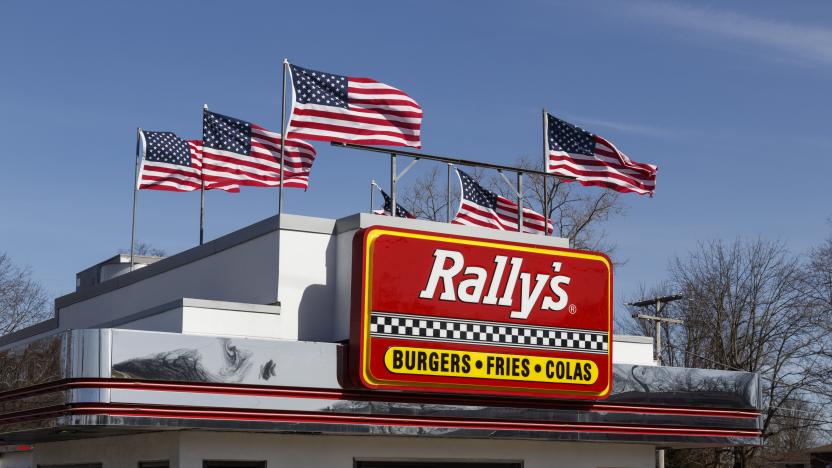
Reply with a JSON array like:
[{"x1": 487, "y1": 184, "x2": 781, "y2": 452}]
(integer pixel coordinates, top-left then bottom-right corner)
[
  {"x1": 118, "y1": 308, "x2": 185, "y2": 333},
  {"x1": 611, "y1": 336, "x2": 655, "y2": 366},
  {"x1": 57, "y1": 225, "x2": 336, "y2": 342},
  {"x1": 32, "y1": 432, "x2": 180, "y2": 467},
  {"x1": 112, "y1": 300, "x2": 287, "y2": 340},
  {"x1": 32, "y1": 431, "x2": 655, "y2": 468},
  {"x1": 279, "y1": 229, "x2": 336, "y2": 342},
  {"x1": 0, "y1": 451, "x2": 33, "y2": 468},
  {"x1": 180, "y1": 432, "x2": 656, "y2": 468},
  {"x1": 59, "y1": 232, "x2": 283, "y2": 331}
]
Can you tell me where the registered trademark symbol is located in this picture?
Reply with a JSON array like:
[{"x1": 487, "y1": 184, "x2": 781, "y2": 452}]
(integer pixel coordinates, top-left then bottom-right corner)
[{"x1": 568, "y1": 304, "x2": 577, "y2": 314}]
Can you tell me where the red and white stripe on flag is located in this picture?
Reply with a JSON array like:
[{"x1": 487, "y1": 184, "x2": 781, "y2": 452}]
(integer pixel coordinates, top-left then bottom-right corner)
[
  {"x1": 453, "y1": 196, "x2": 554, "y2": 235},
  {"x1": 138, "y1": 136, "x2": 238, "y2": 193},
  {"x1": 451, "y1": 170, "x2": 553, "y2": 235},
  {"x1": 546, "y1": 114, "x2": 657, "y2": 196},
  {"x1": 202, "y1": 125, "x2": 316, "y2": 190},
  {"x1": 188, "y1": 141, "x2": 240, "y2": 192},
  {"x1": 286, "y1": 64, "x2": 422, "y2": 148},
  {"x1": 547, "y1": 137, "x2": 657, "y2": 195}
]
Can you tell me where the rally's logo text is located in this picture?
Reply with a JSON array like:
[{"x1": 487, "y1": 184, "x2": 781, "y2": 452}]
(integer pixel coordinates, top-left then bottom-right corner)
[{"x1": 418, "y1": 248, "x2": 571, "y2": 319}]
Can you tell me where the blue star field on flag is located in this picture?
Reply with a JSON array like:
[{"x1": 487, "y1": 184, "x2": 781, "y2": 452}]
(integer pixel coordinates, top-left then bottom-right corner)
[
  {"x1": 548, "y1": 115, "x2": 595, "y2": 156},
  {"x1": 458, "y1": 169, "x2": 499, "y2": 210},
  {"x1": 143, "y1": 131, "x2": 192, "y2": 166},
  {"x1": 203, "y1": 111, "x2": 252, "y2": 156},
  {"x1": 291, "y1": 65, "x2": 348, "y2": 108},
  {"x1": 379, "y1": 188, "x2": 415, "y2": 219}
]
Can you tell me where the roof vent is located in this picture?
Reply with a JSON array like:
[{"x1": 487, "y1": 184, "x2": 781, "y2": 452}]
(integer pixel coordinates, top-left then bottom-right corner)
[{"x1": 75, "y1": 254, "x2": 163, "y2": 292}]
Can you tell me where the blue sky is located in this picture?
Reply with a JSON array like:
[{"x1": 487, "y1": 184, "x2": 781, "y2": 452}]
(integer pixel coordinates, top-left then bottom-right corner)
[{"x1": 1, "y1": 1, "x2": 830, "y2": 313}]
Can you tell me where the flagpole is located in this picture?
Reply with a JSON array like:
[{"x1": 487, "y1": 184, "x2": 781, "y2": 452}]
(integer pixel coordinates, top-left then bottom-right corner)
[
  {"x1": 542, "y1": 174, "x2": 548, "y2": 235},
  {"x1": 199, "y1": 177, "x2": 205, "y2": 245},
  {"x1": 447, "y1": 163, "x2": 453, "y2": 222},
  {"x1": 279, "y1": 60, "x2": 288, "y2": 216},
  {"x1": 390, "y1": 153, "x2": 397, "y2": 217},
  {"x1": 542, "y1": 108, "x2": 549, "y2": 235},
  {"x1": 275, "y1": 58, "x2": 289, "y2": 305},
  {"x1": 200, "y1": 104, "x2": 209, "y2": 246},
  {"x1": 130, "y1": 128, "x2": 141, "y2": 272},
  {"x1": 517, "y1": 172, "x2": 523, "y2": 232},
  {"x1": 370, "y1": 180, "x2": 375, "y2": 213}
]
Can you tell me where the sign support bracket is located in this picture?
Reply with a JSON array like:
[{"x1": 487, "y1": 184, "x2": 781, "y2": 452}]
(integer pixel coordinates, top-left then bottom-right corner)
[
  {"x1": 497, "y1": 170, "x2": 524, "y2": 232},
  {"x1": 390, "y1": 153, "x2": 420, "y2": 218}
]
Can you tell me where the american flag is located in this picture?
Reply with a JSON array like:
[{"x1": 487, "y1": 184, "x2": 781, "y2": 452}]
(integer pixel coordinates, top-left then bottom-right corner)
[
  {"x1": 546, "y1": 113, "x2": 657, "y2": 196},
  {"x1": 286, "y1": 64, "x2": 422, "y2": 148},
  {"x1": 138, "y1": 131, "x2": 238, "y2": 192},
  {"x1": 452, "y1": 169, "x2": 553, "y2": 235},
  {"x1": 375, "y1": 186, "x2": 415, "y2": 219},
  {"x1": 202, "y1": 110, "x2": 317, "y2": 190}
]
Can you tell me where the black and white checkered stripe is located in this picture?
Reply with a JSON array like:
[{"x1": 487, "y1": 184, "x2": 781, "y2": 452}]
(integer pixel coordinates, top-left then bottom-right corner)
[{"x1": 369, "y1": 311, "x2": 608, "y2": 354}]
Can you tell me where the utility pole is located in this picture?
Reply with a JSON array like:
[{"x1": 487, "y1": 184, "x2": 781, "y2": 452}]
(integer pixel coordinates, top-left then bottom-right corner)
[
  {"x1": 628, "y1": 294, "x2": 684, "y2": 364},
  {"x1": 628, "y1": 294, "x2": 684, "y2": 468}
]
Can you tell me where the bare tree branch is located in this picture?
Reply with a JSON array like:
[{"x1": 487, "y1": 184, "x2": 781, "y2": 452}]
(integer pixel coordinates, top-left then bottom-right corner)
[
  {"x1": 120, "y1": 242, "x2": 166, "y2": 257},
  {"x1": 624, "y1": 238, "x2": 831, "y2": 465},
  {"x1": 0, "y1": 253, "x2": 52, "y2": 335}
]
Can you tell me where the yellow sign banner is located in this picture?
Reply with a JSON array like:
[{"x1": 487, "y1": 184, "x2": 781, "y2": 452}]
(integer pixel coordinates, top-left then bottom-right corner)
[{"x1": 384, "y1": 346, "x2": 598, "y2": 385}]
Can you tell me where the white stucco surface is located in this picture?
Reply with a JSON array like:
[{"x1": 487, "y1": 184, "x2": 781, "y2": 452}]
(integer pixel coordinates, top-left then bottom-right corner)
[
  {"x1": 0, "y1": 451, "x2": 33, "y2": 468},
  {"x1": 60, "y1": 232, "x2": 283, "y2": 331},
  {"x1": 32, "y1": 431, "x2": 656, "y2": 468},
  {"x1": 33, "y1": 432, "x2": 180, "y2": 467},
  {"x1": 611, "y1": 336, "x2": 655, "y2": 366}
]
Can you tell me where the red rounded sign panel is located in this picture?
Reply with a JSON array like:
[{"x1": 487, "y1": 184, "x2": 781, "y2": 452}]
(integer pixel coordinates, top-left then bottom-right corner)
[{"x1": 350, "y1": 226, "x2": 613, "y2": 399}]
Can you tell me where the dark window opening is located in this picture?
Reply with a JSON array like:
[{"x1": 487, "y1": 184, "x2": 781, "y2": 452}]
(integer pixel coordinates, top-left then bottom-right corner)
[
  {"x1": 203, "y1": 462, "x2": 266, "y2": 468},
  {"x1": 356, "y1": 462, "x2": 521, "y2": 468},
  {"x1": 139, "y1": 462, "x2": 170, "y2": 468},
  {"x1": 39, "y1": 465, "x2": 103, "y2": 468}
]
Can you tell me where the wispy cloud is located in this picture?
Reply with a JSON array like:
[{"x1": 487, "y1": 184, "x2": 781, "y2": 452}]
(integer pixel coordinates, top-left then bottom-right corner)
[
  {"x1": 628, "y1": 2, "x2": 832, "y2": 66},
  {"x1": 561, "y1": 114, "x2": 681, "y2": 139}
]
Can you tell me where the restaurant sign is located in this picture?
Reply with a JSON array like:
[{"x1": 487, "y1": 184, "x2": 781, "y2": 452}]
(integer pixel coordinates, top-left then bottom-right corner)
[{"x1": 350, "y1": 226, "x2": 613, "y2": 399}]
